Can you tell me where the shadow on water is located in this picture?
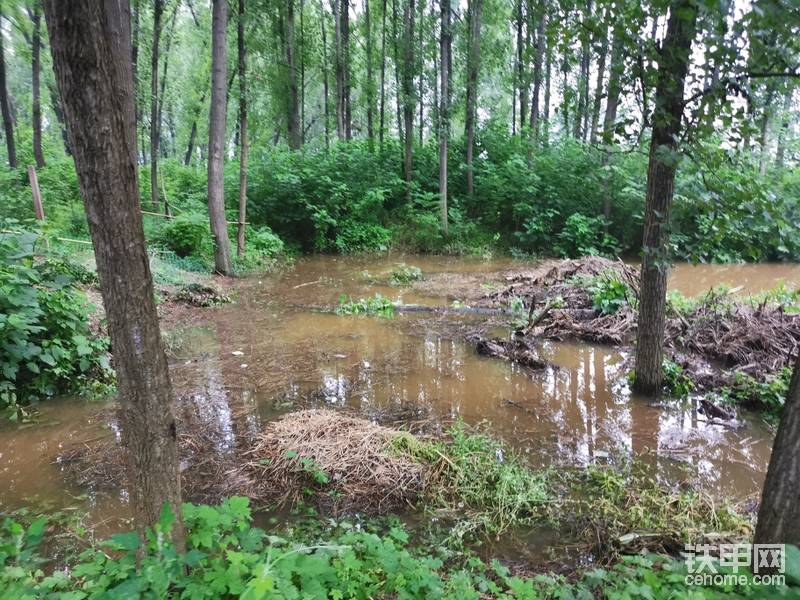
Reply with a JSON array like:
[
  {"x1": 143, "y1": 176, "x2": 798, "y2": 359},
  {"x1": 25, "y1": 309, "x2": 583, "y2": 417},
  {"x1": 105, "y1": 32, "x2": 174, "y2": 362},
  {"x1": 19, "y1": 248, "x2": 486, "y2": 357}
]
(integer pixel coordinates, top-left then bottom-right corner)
[{"x1": 0, "y1": 255, "x2": 792, "y2": 552}]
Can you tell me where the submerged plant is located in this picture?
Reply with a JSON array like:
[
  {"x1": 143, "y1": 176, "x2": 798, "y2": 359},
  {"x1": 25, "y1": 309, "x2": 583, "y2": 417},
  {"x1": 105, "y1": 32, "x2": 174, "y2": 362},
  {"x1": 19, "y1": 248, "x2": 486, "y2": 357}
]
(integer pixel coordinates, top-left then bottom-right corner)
[
  {"x1": 336, "y1": 293, "x2": 395, "y2": 317},
  {"x1": 389, "y1": 263, "x2": 423, "y2": 285}
]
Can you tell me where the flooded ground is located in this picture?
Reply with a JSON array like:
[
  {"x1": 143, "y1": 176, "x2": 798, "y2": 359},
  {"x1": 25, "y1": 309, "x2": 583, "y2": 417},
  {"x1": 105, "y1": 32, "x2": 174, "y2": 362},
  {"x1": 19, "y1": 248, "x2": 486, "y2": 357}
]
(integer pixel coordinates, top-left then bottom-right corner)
[{"x1": 1, "y1": 256, "x2": 797, "y2": 539}]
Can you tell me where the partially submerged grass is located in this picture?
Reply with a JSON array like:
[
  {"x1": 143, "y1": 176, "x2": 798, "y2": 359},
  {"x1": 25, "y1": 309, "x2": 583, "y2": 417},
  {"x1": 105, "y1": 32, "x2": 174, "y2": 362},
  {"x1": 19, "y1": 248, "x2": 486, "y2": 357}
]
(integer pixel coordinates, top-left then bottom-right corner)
[
  {"x1": 389, "y1": 263, "x2": 423, "y2": 285},
  {"x1": 336, "y1": 293, "x2": 395, "y2": 317},
  {"x1": 393, "y1": 422, "x2": 552, "y2": 538}
]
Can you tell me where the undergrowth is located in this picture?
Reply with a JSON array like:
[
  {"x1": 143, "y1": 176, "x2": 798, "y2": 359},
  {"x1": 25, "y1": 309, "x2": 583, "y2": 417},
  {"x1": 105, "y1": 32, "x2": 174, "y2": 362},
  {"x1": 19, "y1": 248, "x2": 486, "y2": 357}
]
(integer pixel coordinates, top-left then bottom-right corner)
[{"x1": 336, "y1": 293, "x2": 395, "y2": 317}]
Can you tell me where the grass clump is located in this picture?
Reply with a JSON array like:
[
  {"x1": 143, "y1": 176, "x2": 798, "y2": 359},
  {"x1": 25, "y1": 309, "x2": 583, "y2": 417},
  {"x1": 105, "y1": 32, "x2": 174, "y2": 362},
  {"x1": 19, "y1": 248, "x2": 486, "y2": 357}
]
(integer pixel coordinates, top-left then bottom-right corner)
[
  {"x1": 389, "y1": 263, "x2": 423, "y2": 285},
  {"x1": 336, "y1": 293, "x2": 395, "y2": 317},
  {"x1": 394, "y1": 422, "x2": 552, "y2": 538},
  {"x1": 714, "y1": 367, "x2": 792, "y2": 417}
]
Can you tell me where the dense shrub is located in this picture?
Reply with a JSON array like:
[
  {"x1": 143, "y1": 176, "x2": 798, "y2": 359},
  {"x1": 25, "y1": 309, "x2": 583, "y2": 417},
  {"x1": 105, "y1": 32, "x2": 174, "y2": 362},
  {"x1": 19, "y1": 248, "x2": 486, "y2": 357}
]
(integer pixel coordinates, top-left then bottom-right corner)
[
  {"x1": 0, "y1": 231, "x2": 113, "y2": 417},
  {"x1": 155, "y1": 212, "x2": 212, "y2": 258}
]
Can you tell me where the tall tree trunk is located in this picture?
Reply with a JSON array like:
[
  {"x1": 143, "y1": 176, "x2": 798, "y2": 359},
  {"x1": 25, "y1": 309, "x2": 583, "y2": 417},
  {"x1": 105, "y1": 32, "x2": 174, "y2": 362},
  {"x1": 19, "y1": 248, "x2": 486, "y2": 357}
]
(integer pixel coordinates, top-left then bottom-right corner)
[
  {"x1": 633, "y1": 0, "x2": 697, "y2": 396},
  {"x1": 183, "y1": 88, "x2": 206, "y2": 165},
  {"x1": 574, "y1": 0, "x2": 591, "y2": 140},
  {"x1": 286, "y1": 0, "x2": 302, "y2": 149},
  {"x1": 530, "y1": 0, "x2": 545, "y2": 141},
  {"x1": 150, "y1": 0, "x2": 164, "y2": 209},
  {"x1": 321, "y1": 0, "x2": 331, "y2": 149},
  {"x1": 0, "y1": 10, "x2": 17, "y2": 169},
  {"x1": 439, "y1": 0, "x2": 451, "y2": 234},
  {"x1": 379, "y1": 0, "x2": 387, "y2": 146},
  {"x1": 402, "y1": 0, "x2": 415, "y2": 199},
  {"x1": 333, "y1": 0, "x2": 345, "y2": 139},
  {"x1": 157, "y1": 6, "x2": 178, "y2": 162},
  {"x1": 543, "y1": 24, "x2": 550, "y2": 145},
  {"x1": 758, "y1": 86, "x2": 776, "y2": 176},
  {"x1": 208, "y1": 0, "x2": 234, "y2": 276},
  {"x1": 132, "y1": 0, "x2": 140, "y2": 160},
  {"x1": 589, "y1": 13, "x2": 609, "y2": 144},
  {"x1": 602, "y1": 23, "x2": 623, "y2": 145},
  {"x1": 366, "y1": 0, "x2": 375, "y2": 147},
  {"x1": 515, "y1": 0, "x2": 527, "y2": 134},
  {"x1": 755, "y1": 353, "x2": 800, "y2": 545},
  {"x1": 342, "y1": 0, "x2": 352, "y2": 139},
  {"x1": 237, "y1": 0, "x2": 248, "y2": 257},
  {"x1": 417, "y1": 0, "x2": 424, "y2": 147},
  {"x1": 43, "y1": 0, "x2": 185, "y2": 548},
  {"x1": 31, "y1": 3, "x2": 45, "y2": 169},
  {"x1": 300, "y1": 0, "x2": 305, "y2": 145},
  {"x1": 464, "y1": 0, "x2": 483, "y2": 199},
  {"x1": 47, "y1": 80, "x2": 71, "y2": 155},
  {"x1": 775, "y1": 88, "x2": 793, "y2": 169},
  {"x1": 392, "y1": 0, "x2": 403, "y2": 141}
]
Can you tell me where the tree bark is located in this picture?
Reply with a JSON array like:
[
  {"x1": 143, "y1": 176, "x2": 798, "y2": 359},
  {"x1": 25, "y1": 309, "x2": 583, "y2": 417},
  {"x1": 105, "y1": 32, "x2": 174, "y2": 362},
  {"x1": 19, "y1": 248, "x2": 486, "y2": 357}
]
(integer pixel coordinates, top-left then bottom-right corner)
[
  {"x1": 417, "y1": 0, "x2": 423, "y2": 147},
  {"x1": 0, "y1": 9, "x2": 17, "y2": 169},
  {"x1": 31, "y1": 3, "x2": 45, "y2": 169},
  {"x1": 332, "y1": 0, "x2": 345, "y2": 139},
  {"x1": 43, "y1": 0, "x2": 185, "y2": 548},
  {"x1": 208, "y1": 0, "x2": 234, "y2": 276},
  {"x1": 237, "y1": 0, "x2": 248, "y2": 257},
  {"x1": 402, "y1": 0, "x2": 415, "y2": 199},
  {"x1": 341, "y1": 0, "x2": 352, "y2": 139},
  {"x1": 574, "y1": 0, "x2": 591, "y2": 140},
  {"x1": 602, "y1": 23, "x2": 623, "y2": 145},
  {"x1": 392, "y1": 0, "x2": 403, "y2": 141},
  {"x1": 439, "y1": 0, "x2": 451, "y2": 234},
  {"x1": 755, "y1": 353, "x2": 800, "y2": 546},
  {"x1": 150, "y1": 0, "x2": 164, "y2": 209},
  {"x1": 464, "y1": 0, "x2": 483, "y2": 199},
  {"x1": 775, "y1": 88, "x2": 793, "y2": 169},
  {"x1": 379, "y1": 0, "x2": 387, "y2": 146},
  {"x1": 47, "y1": 80, "x2": 71, "y2": 155},
  {"x1": 633, "y1": 0, "x2": 697, "y2": 396}
]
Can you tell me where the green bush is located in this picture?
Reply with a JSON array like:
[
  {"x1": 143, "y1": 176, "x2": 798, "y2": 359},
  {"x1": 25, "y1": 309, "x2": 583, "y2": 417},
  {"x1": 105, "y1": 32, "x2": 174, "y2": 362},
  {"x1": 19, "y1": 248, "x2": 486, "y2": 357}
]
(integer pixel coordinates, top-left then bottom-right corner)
[
  {"x1": 0, "y1": 231, "x2": 113, "y2": 417},
  {"x1": 155, "y1": 212, "x2": 211, "y2": 258}
]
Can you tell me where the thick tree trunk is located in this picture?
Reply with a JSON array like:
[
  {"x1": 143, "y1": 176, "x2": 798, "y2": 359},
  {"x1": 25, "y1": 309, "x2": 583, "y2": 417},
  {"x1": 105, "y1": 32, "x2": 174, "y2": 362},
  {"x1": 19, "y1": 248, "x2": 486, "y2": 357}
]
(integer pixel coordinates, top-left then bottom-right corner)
[
  {"x1": 439, "y1": 0, "x2": 451, "y2": 234},
  {"x1": 237, "y1": 0, "x2": 248, "y2": 257},
  {"x1": 589, "y1": 14, "x2": 609, "y2": 144},
  {"x1": 464, "y1": 0, "x2": 483, "y2": 199},
  {"x1": 31, "y1": 4, "x2": 45, "y2": 169},
  {"x1": 379, "y1": 0, "x2": 387, "y2": 146},
  {"x1": 150, "y1": 0, "x2": 164, "y2": 209},
  {"x1": 633, "y1": 0, "x2": 697, "y2": 396},
  {"x1": 402, "y1": 0, "x2": 415, "y2": 199},
  {"x1": 366, "y1": 0, "x2": 375, "y2": 147},
  {"x1": 755, "y1": 353, "x2": 800, "y2": 546},
  {"x1": 321, "y1": 0, "x2": 331, "y2": 149},
  {"x1": 43, "y1": 0, "x2": 185, "y2": 548},
  {"x1": 208, "y1": 0, "x2": 234, "y2": 276},
  {"x1": 0, "y1": 11, "x2": 17, "y2": 169},
  {"x1": 286, "y1": 0, "x2": 302, "y2": 150}
]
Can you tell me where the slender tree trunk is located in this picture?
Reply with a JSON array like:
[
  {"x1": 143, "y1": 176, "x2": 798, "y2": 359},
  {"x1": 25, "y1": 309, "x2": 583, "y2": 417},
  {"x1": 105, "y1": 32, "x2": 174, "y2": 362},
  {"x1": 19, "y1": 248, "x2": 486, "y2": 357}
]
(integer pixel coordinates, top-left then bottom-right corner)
[
  {"x1": 464, "y1": 0, "x2": 483, "y2": 199},
  {"x1": 0, "y1": 10, "x2": 17, "y2": 169},
  {"x1": 184, "y1": 88, "x2": 206, "y2": 165},
  {"x1": 543, "y1": 26, "x2": 550, "y2": 145},
  {"x1": 321, "y1": 0, "x2": 331, "y2": 149},
  {"x1": 379, "y1": 0, "x2": 387, "y2": 146},
  {"x1": 775, "y1": 88, "x2": 793, "y2": 169},
  {"x1": 755, "y1": 353, "x2": 800, "y2": 546},
  {"x1": 132, "y1": 0, "x2": 140, "y2": 161},
  {"x1": 150, "y1": 0, "x2": 164, "y2": 209},
  {"x1": 530, "y1": 0, "x2": 545, "y2": 141},
  {"x1": 208, "y1": 0, "x2": 234, "y2": 276},
  {"x1": 393, "y1": 0, "x2": 403, "y2": 141},
  {"x1": 31, "y1": 4, "x2": 45, "y2": 169},
  {"x1": 342, "y1": 0, "x2": 352, "y2": 139},
  {"x1": 366, "y1": 0, "x2": 375, "y2": 147},
  {"x1": 332, "y1": 0, "x2": 345, "y2": 139},
  {"x1": 439, "y1": 0, "x2": 451, "y2": 234},
  {"x1": 574, "y1": 0, "x2": 591, "y2": 140},
  {"x1": 47, "y1": 80, "x2": 71, "y2": 155},
  {"x1": 758, "y1": 86, "x2": 776, "y2": 176},
  {"x1": 300, "y1": 0, "x2": 305, "y2": 145},
  {"x1": 515, "y1": 0, "x2": 527, "y2": 134},
  {"x1": 286, "y1": 0, "x2": 302, "y2": 149},
  {"x1": 417, "y1": 0, "x2": 424, "y2": 147},
  {"x1": 602, "y1": 24, "x2": 623, "y2": 145},
  {"x1": 43, "y1": 0, "x2": 185, "y2": 548},
  {"x1": 237, "y1": 0, "x2": 248, "y2": 257},
  {"x1": 589, "y1": 13, "x2": 609, "y2": 144},
  {"x1": 402, "y1": 0, "x2": 415, "y2": 199},
  {"x1": 157, "y1": 6, "x2": 177, "y2": 164},
  {"x1": 633, "y1": 0, "x2": 697, "y2": 396}
]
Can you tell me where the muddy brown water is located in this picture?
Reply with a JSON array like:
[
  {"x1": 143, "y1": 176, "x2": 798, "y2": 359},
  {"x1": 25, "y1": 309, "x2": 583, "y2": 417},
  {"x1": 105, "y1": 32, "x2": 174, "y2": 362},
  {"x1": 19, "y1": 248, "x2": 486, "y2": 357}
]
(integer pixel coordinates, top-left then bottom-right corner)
[{"x1": 1, "y1": 256, "x2": 796, "y2": 544}]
